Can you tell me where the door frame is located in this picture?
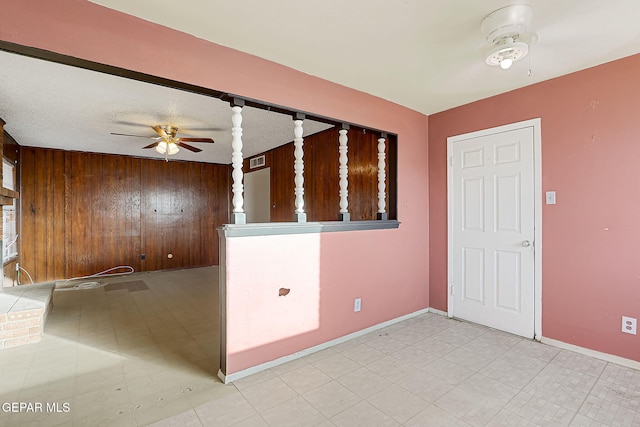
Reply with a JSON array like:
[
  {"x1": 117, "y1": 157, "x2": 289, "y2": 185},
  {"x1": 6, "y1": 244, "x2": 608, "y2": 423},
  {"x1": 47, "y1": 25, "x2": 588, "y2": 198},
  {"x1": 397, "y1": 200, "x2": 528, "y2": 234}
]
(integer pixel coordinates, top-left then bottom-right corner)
[{"x1": 447, "y1": 118, "x2": 542, "y2": 340}]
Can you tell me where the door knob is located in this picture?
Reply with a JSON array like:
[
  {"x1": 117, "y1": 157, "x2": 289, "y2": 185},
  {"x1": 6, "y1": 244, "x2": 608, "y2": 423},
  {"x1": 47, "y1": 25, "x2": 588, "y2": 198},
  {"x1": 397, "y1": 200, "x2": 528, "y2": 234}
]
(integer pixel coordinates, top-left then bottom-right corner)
[{"x1": 522, "y1": 240, "x2": 531, "y2": 247}]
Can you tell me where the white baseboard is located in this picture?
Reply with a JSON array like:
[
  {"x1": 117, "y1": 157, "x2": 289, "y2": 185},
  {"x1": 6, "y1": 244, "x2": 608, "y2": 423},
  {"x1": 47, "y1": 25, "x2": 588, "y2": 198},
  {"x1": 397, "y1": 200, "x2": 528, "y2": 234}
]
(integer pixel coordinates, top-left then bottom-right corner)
[
  {"x1": 541, "y1": 336, "x2": 640, "y2": 371},
  {"x1": 219, "y1": 307, "x2": 431, "y2": 384},
  {"x1": 428, "y1": 307, "x2": 448, "y2": 317}
]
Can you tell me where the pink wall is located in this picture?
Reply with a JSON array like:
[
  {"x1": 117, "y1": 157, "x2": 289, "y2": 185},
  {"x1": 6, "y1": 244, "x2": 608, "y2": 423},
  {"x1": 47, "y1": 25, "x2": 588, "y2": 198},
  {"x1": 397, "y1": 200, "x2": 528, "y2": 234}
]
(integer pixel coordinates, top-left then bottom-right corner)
[
  {"x1": 429, "y1": 54, "x2": 640, "y2": 361},
  {"x1": 224, "y1": 228, "x2": 429, "y2": 373},
  {"x1": 2, "y1": 1, "x2": 430, "y2": 373}
]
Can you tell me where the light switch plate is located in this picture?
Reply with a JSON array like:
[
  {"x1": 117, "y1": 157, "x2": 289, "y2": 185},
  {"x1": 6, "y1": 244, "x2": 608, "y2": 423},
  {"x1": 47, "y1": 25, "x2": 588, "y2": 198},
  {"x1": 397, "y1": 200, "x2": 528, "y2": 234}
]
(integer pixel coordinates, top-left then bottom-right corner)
[{"x1": 546, "y1": 191, "x2": 556, "y2": 205}]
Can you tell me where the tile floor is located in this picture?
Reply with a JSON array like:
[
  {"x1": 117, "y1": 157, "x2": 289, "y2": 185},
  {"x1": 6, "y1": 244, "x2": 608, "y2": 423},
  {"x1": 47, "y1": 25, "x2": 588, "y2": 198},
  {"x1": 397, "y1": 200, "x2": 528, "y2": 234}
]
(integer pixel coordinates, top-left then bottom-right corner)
[{"x1": 0, "y1": 266, "x2": 638, "y2": 426}]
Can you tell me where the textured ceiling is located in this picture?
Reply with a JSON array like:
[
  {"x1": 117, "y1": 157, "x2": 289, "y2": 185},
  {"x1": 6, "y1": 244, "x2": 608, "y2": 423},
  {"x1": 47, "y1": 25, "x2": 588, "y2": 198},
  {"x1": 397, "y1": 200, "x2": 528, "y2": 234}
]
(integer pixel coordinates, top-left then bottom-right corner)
[
  {"x1": 0, "y1": 51, "x2": 332, "y2": 164},
  {"x1": 2, "y1": 1, "x2": 639, "y2": 164},
  {"x1": 89, "y1": 0, "x2": 640, "y2": 115}
]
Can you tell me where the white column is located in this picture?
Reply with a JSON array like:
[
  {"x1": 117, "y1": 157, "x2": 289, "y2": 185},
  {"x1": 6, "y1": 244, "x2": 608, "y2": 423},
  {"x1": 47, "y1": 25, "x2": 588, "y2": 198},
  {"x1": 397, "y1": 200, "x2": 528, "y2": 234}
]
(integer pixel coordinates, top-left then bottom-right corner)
[
  {"x1": 293, "y1": 116, "x2": 306, "y2": 222},
  {"x1": 231, "y1": 101, "x2": 246, "y2": 224},
  {"x1": 338, "y1": 126, "x2": 350, "y2": 221},
  {"x1": 377, "y1": 133, "x2": 388, "y2": 220}
]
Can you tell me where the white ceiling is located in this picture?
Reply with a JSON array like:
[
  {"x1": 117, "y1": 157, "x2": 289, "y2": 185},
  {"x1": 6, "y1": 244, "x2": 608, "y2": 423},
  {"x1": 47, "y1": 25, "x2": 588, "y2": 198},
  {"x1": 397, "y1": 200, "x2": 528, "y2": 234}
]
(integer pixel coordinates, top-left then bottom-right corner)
[
  {"x1": 0, "y1": 51, "x2": 332, "y2": 164},
  {"x1": 90, "y1": 0, "x2": 640, "y2": 115},
  {"x1": 2, "y1": 1, "x2": 639, "y2": 164}
]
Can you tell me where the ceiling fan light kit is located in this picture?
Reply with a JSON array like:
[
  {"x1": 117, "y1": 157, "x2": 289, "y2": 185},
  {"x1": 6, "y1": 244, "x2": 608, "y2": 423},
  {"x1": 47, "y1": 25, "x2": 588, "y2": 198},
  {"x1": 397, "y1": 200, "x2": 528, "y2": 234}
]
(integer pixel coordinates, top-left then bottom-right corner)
[
  {"x1": 155, "y1": 140, "x2": 180, "y2": 155},
  {"x1": 481, "y1": 4, "x2": 538, "y2": 70},
  {"x1": 111, "y1": 124, "x2": 215, "y2": 161}
]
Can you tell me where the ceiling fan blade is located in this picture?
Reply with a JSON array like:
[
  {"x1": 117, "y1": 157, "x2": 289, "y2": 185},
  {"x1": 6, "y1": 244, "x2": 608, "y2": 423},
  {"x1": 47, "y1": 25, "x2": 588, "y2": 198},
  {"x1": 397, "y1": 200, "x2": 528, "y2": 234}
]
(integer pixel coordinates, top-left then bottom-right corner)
[
  {"x1": 111, "y1": 132, "x2": 154, "y2": 138},
  {"x1": 177, "y1": 142, "x2": 202, "y2": 153},
  {"x1": 142, "y1": 142, "x2": 160, "y2": 149},
  {"x1": 180, "y1": 137, "x2": 215, "y2": 143}
]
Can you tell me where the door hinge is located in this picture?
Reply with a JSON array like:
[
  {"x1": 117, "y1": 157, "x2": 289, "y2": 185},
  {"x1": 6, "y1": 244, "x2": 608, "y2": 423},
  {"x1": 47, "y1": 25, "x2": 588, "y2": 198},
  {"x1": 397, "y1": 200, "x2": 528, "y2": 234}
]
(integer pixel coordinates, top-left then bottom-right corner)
[
  {"x1": 450, "y1": 285, "x2": 455, "y2": 296},
  {"x1": 449, "y1": 157, "x2": 453, "y2": 166}
]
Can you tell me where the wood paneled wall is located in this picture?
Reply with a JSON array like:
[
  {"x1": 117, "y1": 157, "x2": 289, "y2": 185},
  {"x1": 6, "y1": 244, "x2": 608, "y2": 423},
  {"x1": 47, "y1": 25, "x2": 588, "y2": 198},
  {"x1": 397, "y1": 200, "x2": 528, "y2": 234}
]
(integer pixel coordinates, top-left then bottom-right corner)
[
  {"x1": 21, "y1": 147, "x2": 230, "y2": 283},
  {"x1": 244, "y1": 126, "x2": 396, "y2": 222}
]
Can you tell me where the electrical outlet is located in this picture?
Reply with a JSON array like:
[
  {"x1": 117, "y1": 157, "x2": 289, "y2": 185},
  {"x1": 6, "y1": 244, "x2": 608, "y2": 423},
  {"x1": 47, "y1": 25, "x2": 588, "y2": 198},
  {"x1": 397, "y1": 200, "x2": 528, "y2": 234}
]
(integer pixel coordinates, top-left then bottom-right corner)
[
  {"x1": 140, "y1": 253, "x2": 146, "y2": 261},
  {"x1": 622, "y1": 316, "x2": 637, "y2": 335},
  {"x1": 354, "y1": 298, "x2": 361, "y2": 312}
]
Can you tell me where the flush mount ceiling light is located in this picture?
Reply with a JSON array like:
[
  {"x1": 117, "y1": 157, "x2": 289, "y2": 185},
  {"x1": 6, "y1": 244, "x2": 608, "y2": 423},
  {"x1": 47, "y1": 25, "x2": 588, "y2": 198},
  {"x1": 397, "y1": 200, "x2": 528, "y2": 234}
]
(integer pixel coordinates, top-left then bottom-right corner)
[{"x1": 481, "y1": 4, "x2": 538, "y2": 70}]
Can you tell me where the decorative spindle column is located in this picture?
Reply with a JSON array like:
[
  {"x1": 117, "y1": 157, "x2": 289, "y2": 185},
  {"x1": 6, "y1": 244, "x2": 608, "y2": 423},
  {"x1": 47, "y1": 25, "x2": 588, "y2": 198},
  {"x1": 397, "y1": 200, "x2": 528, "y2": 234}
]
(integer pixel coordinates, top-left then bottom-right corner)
[
  {"x1": 293, "y1": 113, "x2": 306, "y2": 222},
  {"x1": 230, "y1": 99, "x2": 246, "y2": 224},
  {"x1": 377, "y1": 132, "x2": 388, "y2": 220},
  {"x1": 338, "y1": 124, "x2": 350, "y2": 221}
]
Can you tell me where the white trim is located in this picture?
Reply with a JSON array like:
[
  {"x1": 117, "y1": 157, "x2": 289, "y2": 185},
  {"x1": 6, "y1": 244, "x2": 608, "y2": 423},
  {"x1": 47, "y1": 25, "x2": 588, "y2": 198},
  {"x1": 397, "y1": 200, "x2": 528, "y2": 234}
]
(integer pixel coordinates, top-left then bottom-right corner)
[
  {"x1": 447, "y1": 118, "x2": 542, "y2": 339},
  {"x1": 532, "y1": 120, "x2": 542, "y2": 340},
  {"x1": 218, "y1": 307, "x2": 430, "y2": 384},
  {"x1": 541, "y1": 336, "x2": 640, "y2": 371},
  {"x1": 428, "y1": 307, "x2": 448, "y2": 317}
]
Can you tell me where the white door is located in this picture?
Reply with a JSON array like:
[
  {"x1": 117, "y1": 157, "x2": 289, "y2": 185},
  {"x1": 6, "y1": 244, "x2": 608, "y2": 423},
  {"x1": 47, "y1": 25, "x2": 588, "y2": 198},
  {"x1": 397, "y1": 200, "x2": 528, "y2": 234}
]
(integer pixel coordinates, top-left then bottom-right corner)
[
  {"x1": 244, "y1": 168, "x2": 271, "y2": 223},
  {"x1": 450, "y1": 126, "x2": 535, "y2": 338}
]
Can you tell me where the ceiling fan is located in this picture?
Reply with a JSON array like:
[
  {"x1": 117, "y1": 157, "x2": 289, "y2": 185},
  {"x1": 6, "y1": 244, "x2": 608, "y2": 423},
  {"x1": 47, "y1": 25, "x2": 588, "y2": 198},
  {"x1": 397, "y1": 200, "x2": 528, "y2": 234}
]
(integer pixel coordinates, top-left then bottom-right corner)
[{"x1": 111, "y1": 125, "x2": 215, "y2": 158}]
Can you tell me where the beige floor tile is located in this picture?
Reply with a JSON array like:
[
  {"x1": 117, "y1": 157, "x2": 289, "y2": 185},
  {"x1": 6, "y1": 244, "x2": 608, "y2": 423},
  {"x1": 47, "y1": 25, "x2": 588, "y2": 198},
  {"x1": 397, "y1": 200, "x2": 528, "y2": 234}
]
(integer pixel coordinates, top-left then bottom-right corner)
[
  {"x1": 442, "y1": 346, "x2": 494, "y2": 371},
  {"x1": 74, "y1": 366, "x2": 126, "y2": 394},
  {"x1": 302, "y1": 381, "x2": 361, "y2": 418},
  {"x1": 435, "y1": 387, "x2": 504, "y2": 426},
  {"x1": 578, "y1": 380, "x2": 640, "y2": 425},
  {"x1": 303, "y1": 347, "x2": 339, "y2": 364},
  {"x1": 422, "y1": 358, "x2": 475, "y2": 385},
  {"x1": 73, "y1": 384, "x2": 132, "y2": 419},
  {"x1": 0, "y1": 371, "x2": 27, "y2": 395},
  {"x1": 19, "y1": 377, "x2": 76, "y2": 403},
  {"x1": 335, "y1": 366, "x2": 389, "y2": 398},
  {"x1": 233, "y1": 413, "x2": 269, "y2": 426},
  {"x1": 194, "y1": 391, "x2": 257, "y2": 426},
  {"x1": 458, "y1": 338, "x2": 508, "y2": 359},
  {"x1": 331, "y1": 400, "x2": 399, "y2": 426},
  {"x1": 486, "y1": 408, "x2": 539, "y2": 426},
  {"x1": 73, "y1": 401, "x2": 137, "y2": 427},
  {"x1": 387, "y1": 325, "x2": 432, "y2": 344},
  {"x1": 182, "y1": 378, "x2": 235, "y2": 408},
  {"x1": 3, "y1": 409, "x2": 73, "y2": 427},
  {"x1": 363, "y1": 334, "x2": 408, "y2": 354},
  {"x1": 431, "y1": 330, "x2": 476, "y2": 347},
  {"x1": 411, "y1": 336, "x2": 458, "y2": 357},
  {"x1": 269, "y1": 356, "x2": 310, "y2": 376},
  {"x1": 398, "y1": 369, "x2": 455, "y2": 403},
  {"x1": 475, "y1": 330, "x2": 523, "y2": 349},
  {"x1": 447, "y1": 321, "x2": 490, "y2": 338},
  {"x1": 133, "y1": 394, "x2": 193, "y2": 426},
  {"x1": 390, "y1": 345, "x2": 440, "y2": 369},
  {"x1": 260, "y1": 395, "x2": 328, "y2": 427},
  {"x1": 366, "y1": 383, "x2": 426, "y2": 423},
  {"x1": 335, "y1": 344, "x2": 386, "y2": 367},
  {"x1": 508, "y1": 338, "x2": 560, "y2": 362},
  {"x1": 569, "y1": 413, "x2": 611, "y2": 426},
  {"x1": 505, "y1": 390, "x2": 577, "y2": 426},
  {"x1": 312, "y1": 352, "x2": 361, "y2": 379},
  {"x1": 523, "y1": 366, "x2": 595, "y2": 411},
  {"x1": 277, "y1": 363, "x2": 332, "y2": 394},
  {"x1": 365, "y1": 354, "x2": 420, "y2": 381},
  {"x1": 479, "y1": 358, "x2": 541, "y2": 389},
  {"x1": 239, "y1": 377, "x2": 298, "y2": 413},
  {"x1": 147, "y1": 408, "x2": 203, "y2": 427},
  {"x1": 232, "y1": 368, "x2": 278, "y2": 392},
  {"x1": 405, "y1": 404, "x2": 470, "y2": 427},
  {"x1": 550, "y1": 350, "x2": 608, "y2": 378},
  {"x1": 2, "y1": 267, "x2": 638, "y2": 427}
]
